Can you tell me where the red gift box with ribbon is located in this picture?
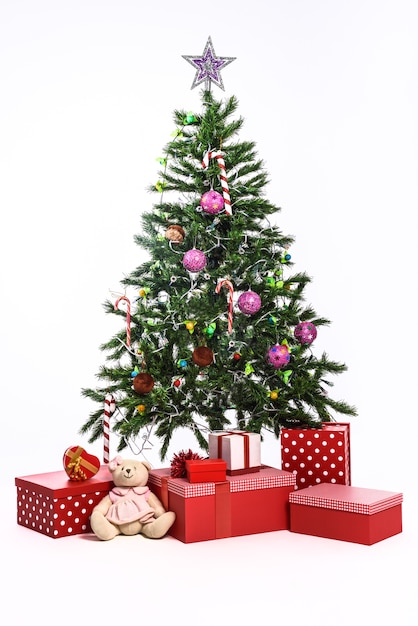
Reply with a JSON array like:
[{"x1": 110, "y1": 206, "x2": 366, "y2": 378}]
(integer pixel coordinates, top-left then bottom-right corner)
[
  {"x1": 15, "y1": 465, "x2": 113, "y2": 538},
  {"x1": 208, "y1": 430, "x2": 261, "y2": 475},
  {"x1": 148, "y1": 465, "x2": 295, "y2": 543},
  {"x1": 281, "y1": 422, "x2": 351, "y2": 489}
]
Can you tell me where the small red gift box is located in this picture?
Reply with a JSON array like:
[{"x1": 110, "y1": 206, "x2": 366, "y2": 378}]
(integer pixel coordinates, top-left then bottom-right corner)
[
  {"x1": 281, "y1": 422, "x2": 350, "y2": 489},
  {"x1": 148, "y1": 465, "x2": 295, "y2": 543},
  {"x1": 208, "y1": 430, "x2": 261, "y2": 475},
  {"x1": 289, "y1": 483, "x2": 403, "y2": 545},
  {"x1": 185, "y1": 459, "x2": 227, "y2": 483},
  {"x1": 15, "y1": 465, "x2": 113, "y2": 538}
]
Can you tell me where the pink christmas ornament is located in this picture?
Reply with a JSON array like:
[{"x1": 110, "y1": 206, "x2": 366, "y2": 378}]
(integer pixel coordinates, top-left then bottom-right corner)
[
  {"x1": 294, "y1": 321, "x2": 317, "y2": 345},
  {"x1": 237, "y1": 290, "x2": 262, "y2": 315},
  {"x1": 200, "y1": 190, "x2": 224, "y2": 215},
  {"x1": 267, "y1": 344, "x2": 290, "y2": 369},
  {"x1": 183, "y1": 248, "x2": 207, "y2": 272}
]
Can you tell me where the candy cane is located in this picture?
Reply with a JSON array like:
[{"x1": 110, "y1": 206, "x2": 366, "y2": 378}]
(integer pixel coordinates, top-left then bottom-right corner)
[
  {"x1": 202, "y1": 150, "x2": 232, "y2": 215},
  {"x1": 215, "y1": 279, "x2": 234, "y2": 334},
  {"x1": 114, "y1": 295, "x2": 131, "y2": 348},
  {"x1": 103, "y1": 393, "x2": 116, "y2": 464}
]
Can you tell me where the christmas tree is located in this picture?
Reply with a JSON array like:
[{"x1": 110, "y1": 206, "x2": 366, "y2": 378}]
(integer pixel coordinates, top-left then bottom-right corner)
[{"x1": 80, "y1": 37, "x2": 356, "y2": 460}]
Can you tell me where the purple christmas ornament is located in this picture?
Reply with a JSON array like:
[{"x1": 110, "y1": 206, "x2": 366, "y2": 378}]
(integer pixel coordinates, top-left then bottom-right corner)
[
  {"x1": 200, "y1": 190, "x2": 224, "y2": 215},
  {"x1": 294, "y1": 322, "x2": 317, "y2": 345},
  {"x1": 237, "y1": 290, "x2": 262, "y2": 315},
  {"x1": 267, "y1": 344, "x2": 290, "y2": 369},
  {"x1": 183, "y1": 248, "x2": 207, "y2": 272}
]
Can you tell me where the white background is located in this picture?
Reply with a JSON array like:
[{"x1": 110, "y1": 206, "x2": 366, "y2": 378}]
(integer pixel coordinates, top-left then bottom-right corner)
[{"x1": 1, "y1": 1, "x2": 417, "y2": 624}]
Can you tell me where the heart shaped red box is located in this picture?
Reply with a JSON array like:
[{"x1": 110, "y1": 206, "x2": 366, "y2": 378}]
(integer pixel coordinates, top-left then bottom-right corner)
[{"x1": 63, "y1": 446, "x2": 101, "y2": 481}]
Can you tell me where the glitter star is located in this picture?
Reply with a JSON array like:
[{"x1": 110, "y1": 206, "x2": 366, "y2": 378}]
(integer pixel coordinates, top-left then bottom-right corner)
[{"x1": 182, "y1": 36, "x2": 236, "y2": 91}]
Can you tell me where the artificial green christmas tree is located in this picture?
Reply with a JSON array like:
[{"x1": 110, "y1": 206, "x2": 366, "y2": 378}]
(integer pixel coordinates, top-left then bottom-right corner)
[{"x1": 81, "y1": 37, "x2": 356, "y2": 460}]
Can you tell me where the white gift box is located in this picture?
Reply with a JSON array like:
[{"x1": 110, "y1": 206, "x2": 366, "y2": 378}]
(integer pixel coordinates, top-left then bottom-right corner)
[{"x1": 208, "y1": 430, "x2": 261, "y2": 475}]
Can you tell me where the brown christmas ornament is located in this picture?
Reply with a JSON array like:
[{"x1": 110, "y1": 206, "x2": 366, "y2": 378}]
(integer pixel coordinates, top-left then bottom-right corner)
[
  {"x1": 165, "y1": 224, "x2": 185, "y2": 243},
  {"x1": 192, "y1": 346, "x2": 214, "y2": 367},
  {"x1": 133, "y1": 372, "x2": 155, "y2": 394}
]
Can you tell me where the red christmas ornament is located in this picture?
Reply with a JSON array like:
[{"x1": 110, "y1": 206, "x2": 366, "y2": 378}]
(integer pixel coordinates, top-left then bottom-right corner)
[
  {"x1": 192, "y1": 346, "x2": 214, "y2": 367},
  {"x1": 132, "y1": 372, "x2": 155, "y2": 394},
  {"x1": 170, "y1": 449, "x2": 205, "y2": 478}
]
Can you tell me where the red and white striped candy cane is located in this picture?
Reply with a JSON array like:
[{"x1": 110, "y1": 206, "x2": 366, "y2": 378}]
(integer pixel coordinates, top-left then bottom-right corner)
[
  {"x1": 202, "y1": 150, "x2": 232, "y2": 215},
  {"x1": 103, "y1": 393, "x2": 116, "y2": 464},
  {"x1": 215, "y1": 279, "x2": 234, "y2": 334},
  {"x1": 114, "y1": 295, "x2": 131, "y2": 348}
]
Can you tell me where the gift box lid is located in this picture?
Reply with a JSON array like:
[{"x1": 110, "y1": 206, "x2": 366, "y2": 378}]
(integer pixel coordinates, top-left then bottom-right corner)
[
  {"x1": 282, "y1": 422, "x2": 350, "y2": 433},
  {"x1": 15, "y1": 465, "x2": 113, "y2": 498},
  {"x1": 320, "y1": 422, "x2": 350, "y2": 431},
  {"x1": 185, "y1": 459, "x2": 227, "y2": 473},
  {"x1": 149, "y1": 466, "x2": 295, "y2": 498},
  {"x1": 289, "y1": 483, "x2": 403, "y2": 515}
]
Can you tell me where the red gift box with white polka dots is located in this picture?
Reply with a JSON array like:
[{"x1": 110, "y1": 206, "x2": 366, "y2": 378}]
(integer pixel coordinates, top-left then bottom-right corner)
[
  {"x1": 15, "y1": 465, "x2": 113, "y2": 538},
  {"x1": 280, "y1": 423, "x2": 351, "y2": 490}
]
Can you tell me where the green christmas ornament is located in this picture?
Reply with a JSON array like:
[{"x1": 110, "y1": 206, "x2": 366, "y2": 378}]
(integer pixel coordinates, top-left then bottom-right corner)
[{"x1": 204, "y1": 322, "x2": 216, "y2": 336}]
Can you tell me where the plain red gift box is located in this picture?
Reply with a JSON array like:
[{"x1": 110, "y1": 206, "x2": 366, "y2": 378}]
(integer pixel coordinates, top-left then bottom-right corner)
[
  {"x1": 185, "y1": 458, "x2": 227, "y2": 483},
  {"x1": 15, "y1": 465, "x2": 113, "y2": 538},
  {"x1": 281, "y1": 422, "x2": 351, "y2": 489},
  {"x1": 148, "y1": 465, "x2": 296, "y2": 543},
  {"x1": 289, "y1": 483, "x2": 403, "y2": 545}
]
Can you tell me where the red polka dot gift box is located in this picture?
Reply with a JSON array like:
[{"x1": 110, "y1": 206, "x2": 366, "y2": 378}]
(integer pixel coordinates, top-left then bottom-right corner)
[
  {"x1": 289, "y1": 483, "x2": 403, "y2": 545},
  {"x1": 15, "y1": 465, "x2": 113, "y2": 538},
  {"x1": 148, "y1": 465, "x2": 295, "y2": 543},
  {"x1": 281, "y1": 423, "x2": 351, "y2": 489}
]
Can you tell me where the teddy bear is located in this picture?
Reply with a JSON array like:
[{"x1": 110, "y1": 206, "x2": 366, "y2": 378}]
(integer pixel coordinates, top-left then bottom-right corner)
[{"x1": 90, "y1": 456, "x2": 176, "y2": 541}]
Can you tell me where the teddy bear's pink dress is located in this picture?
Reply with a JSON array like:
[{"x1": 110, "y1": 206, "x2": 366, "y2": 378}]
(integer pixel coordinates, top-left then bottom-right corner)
[{"x1": 106, "y1": 486, "x2": 155, "y2": 524}]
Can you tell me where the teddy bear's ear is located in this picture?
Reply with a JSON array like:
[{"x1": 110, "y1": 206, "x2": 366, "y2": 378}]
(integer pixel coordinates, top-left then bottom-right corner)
[
  {"x1": 109, "y1": 455, "x2": 123, "y2": 471},
  {"x1": 141, "y1": 461, "x2": 152, "y2": 471}
]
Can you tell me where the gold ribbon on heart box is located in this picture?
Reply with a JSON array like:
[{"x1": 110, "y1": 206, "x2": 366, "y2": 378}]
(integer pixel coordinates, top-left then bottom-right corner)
[{"x1": 63, "y1": 446, "x2": 101, "y2": 481}]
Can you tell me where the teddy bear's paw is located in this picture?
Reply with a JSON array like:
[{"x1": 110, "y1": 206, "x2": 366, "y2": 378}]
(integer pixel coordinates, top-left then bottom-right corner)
[
  {"x1": 90, "y1": 511, "x2": 121, "y2": 541},
  {"x1": 141, "y1": 511, "x2": 176, "y2": 539}
]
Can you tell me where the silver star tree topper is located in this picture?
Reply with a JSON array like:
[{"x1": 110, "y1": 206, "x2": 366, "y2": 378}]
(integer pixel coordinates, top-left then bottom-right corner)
[{"x1": 182, "y1": 36, "x2": 236, "y2": 91}]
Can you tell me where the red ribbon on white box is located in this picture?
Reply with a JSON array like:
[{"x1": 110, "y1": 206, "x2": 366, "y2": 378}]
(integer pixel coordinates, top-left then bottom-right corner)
[{"x1": 216, "y1": 431, "x2": 250, "y2": 469}]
